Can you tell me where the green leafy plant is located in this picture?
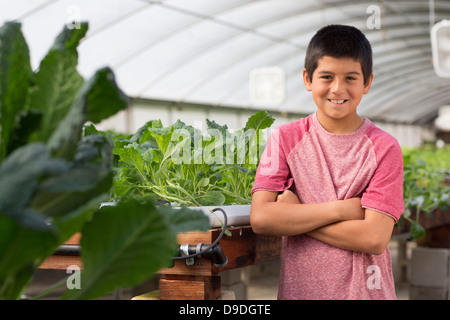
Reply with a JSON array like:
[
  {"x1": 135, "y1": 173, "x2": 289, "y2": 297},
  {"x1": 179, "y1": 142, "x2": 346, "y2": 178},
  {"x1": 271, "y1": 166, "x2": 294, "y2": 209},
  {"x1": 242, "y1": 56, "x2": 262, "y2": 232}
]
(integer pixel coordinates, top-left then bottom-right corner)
[
  {"x1": 400, "y1": 146, "x2": 450, "y2": 239},
  {"x1": 0, "y1": 21, "x2": 209, "y2": 300},
  {"x1": 111, "y1": 110, "x2": 275, "y2": 207}
]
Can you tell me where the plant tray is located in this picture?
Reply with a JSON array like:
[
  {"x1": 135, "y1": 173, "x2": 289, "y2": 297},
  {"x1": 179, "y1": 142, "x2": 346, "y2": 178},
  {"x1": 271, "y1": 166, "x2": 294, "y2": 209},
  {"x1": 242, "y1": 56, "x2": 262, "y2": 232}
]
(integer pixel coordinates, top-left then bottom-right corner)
[{"x1": 192, "y1": 204, "x2": 251, "y2": 228}]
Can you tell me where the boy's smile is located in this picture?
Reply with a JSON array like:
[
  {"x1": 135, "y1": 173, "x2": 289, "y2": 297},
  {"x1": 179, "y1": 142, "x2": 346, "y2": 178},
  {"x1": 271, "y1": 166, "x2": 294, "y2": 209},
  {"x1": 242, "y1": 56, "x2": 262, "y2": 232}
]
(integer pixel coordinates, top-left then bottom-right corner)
[{"x1": 303, "y1": 56, "x2": 373, "y2": 134}]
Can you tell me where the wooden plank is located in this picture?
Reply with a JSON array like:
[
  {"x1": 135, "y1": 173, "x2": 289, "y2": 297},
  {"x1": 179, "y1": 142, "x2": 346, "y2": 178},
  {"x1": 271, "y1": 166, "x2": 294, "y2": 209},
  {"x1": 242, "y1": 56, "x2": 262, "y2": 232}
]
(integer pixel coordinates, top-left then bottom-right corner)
[
  {"x1": 159, "y1": 275, "x2": 221, "y2": 300},
  {"x1": 39, "y1": 255, "x2": 82, "y2": 270},
  {"x1": 158, "y1": 229, "x2": 216, "y2": 276},
  {"x1": 65, "y1": 233, "x2": 81, "y2": 245},
  {"x1": 158, "y1": 257, "x2": 214, "y2": 276},
  {"x1": 39, "y1": 226, "x2": 282, "y2": 274},
  {"x1": 159, "y1": 226, "x2": 281, "y2": 276},
  {"x1": 218, "y1": 226, "x2": 281, "y2": 271}
]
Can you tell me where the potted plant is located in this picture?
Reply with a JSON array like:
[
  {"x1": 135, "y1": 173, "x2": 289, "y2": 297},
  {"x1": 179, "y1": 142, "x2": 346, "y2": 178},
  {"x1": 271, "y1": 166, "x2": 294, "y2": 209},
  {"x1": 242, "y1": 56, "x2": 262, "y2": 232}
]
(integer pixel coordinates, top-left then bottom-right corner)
[
  {"x1": 394, "y1": 146, "x2": 450, "y2": 241},
  {"x1": 108, "y1": 110, "x2": 275, "y2": 228}
]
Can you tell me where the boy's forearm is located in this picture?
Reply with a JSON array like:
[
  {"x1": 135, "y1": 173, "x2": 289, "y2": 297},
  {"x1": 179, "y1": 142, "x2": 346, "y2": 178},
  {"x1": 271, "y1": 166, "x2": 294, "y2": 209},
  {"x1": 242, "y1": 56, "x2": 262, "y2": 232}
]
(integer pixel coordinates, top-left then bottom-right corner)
[
  {"x1": 306, "y1": 209, "x2": 395, "y2": 255},
  {"x1": 307, "y1": 220, "x2": 374, "y2": 253},
  {"x1": 250, "y1": 200, "x2": 344, "y2": 236}
]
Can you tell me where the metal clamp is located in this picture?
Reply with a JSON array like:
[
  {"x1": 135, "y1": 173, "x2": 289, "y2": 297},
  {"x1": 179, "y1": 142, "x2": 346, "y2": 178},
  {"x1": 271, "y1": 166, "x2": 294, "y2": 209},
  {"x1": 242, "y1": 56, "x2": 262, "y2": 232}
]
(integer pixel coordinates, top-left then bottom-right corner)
[{"x1": 180, "y1": 244, "x2": 194, "y2": 266}]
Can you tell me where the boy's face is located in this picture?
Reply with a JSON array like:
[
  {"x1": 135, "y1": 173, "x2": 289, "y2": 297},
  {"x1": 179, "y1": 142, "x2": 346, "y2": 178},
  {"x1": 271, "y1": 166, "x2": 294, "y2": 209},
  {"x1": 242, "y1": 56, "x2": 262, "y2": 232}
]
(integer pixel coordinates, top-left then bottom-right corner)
[{"x1": 303, "y1": 56, "x2": 373, "y2": 129}]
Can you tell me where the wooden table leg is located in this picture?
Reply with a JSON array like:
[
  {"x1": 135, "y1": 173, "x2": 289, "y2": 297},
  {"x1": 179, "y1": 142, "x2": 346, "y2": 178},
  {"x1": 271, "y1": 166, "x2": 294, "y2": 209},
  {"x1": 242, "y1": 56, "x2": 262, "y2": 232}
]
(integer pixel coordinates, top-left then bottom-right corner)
[{"x1": 159, "y1": 275, "x2": 221, "y2": 300}]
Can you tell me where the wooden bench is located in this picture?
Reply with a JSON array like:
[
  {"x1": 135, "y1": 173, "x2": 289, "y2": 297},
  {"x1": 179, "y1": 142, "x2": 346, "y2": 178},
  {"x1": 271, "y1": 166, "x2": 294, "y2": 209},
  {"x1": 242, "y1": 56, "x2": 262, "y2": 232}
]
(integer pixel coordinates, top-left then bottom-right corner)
[{"x1": 39, "y1": 225, "x2": 281, "y2": 300}]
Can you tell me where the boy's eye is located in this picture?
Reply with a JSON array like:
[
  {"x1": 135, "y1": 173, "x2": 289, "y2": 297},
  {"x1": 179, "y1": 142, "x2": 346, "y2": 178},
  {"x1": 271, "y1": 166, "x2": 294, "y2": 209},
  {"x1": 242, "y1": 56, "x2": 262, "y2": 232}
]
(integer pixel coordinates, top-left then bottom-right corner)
[{"x1": 320, "y1": 75, "x2": 333, "y2": 80}]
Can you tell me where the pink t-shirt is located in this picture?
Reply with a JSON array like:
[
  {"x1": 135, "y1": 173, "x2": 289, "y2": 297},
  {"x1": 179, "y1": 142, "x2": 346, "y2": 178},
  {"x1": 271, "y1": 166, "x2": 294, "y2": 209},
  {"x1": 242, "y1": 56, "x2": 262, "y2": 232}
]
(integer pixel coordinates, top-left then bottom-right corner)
[{"x1": 252, "y1": 113, "x2": 404, "y2": 300}]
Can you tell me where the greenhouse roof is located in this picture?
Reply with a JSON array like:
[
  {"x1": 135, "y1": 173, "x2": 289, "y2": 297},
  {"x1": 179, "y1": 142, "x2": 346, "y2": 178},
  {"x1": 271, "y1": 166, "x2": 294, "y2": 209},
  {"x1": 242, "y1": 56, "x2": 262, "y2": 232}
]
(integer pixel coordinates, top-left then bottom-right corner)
[{"x1": 3, "y1": 0, "x2": 450, "y2": 125}]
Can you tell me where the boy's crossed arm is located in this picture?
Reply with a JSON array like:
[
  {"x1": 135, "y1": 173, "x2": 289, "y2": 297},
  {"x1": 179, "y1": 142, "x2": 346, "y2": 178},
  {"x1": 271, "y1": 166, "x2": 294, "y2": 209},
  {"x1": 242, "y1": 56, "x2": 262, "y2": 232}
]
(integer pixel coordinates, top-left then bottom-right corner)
[{"x1": 250, "y1": 189, "x2": 395, "y2": 255}]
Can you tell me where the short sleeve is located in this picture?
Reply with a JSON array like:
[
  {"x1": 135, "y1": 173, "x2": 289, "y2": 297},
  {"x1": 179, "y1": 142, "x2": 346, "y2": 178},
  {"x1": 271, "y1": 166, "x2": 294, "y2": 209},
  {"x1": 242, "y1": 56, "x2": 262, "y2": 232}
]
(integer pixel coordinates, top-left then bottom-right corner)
[
  {"x1": 361, "y1": 136, "x2": 404, "y2": 222},
  {"x1": 251, "y1": 127, "x2": 293, "y2": 194}
]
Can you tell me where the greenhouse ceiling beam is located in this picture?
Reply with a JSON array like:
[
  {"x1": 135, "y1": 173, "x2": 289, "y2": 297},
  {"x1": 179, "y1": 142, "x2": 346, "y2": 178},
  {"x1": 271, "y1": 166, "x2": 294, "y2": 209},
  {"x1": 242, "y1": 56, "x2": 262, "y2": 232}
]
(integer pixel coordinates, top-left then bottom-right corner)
[
  {"x1": 369, "y1": 57, "x2": 434, "y2": 95},
  {"x1": 147, "y1": 21, "x2": 424, "y2": 103},
  {"x1": 129, "y1": 97, "x2": 311, "y2": 119},
  {"x1": 214, "y1": 50, "x2": 301, "y2": 107},
  {"x1": 127, "y1": 0, "x2": 442, "y2": 106},
  {"x1": 389, "y1": 88, "x2": 450, "y2": 123},
  {"x1": 362, "y1": 69, "x2": 446, "y2": 117},
  {"x1": 365, "y1": 82, "x2": 450, "y2": 124},
  {"x1": 133, "y1": 1, "x2": 436, "y2": 99},
  {"x1": 11, "y1": 0, "x2": 55, "y2": 21},
  {"x1": 112, "y1": 0, "x2": 260, "y2": 69},
  {"x1": 176, "y1": 26, "x2": 435, "y2": 104}
]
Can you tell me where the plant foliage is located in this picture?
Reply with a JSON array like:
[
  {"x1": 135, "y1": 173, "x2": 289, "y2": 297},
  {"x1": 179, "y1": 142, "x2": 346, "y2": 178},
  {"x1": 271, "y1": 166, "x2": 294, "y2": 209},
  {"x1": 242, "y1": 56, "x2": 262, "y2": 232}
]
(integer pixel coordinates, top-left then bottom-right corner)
[
  {"x1": 0, "y1": 21, "x2": 209, "y2": 300},
  {"x1": 400, "y1": 146, "x2": 450, "y2": 239},
  {"x1": 111, "y1": 110, "x2": 275, "y2": 207}
]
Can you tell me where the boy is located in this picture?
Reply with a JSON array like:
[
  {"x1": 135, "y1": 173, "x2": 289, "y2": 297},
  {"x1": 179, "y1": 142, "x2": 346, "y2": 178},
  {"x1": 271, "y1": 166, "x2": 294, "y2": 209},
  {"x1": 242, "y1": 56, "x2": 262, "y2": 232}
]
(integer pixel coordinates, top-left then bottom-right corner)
[{"x1": 250, "y1": 25, "x2": 404, "y2": 300}]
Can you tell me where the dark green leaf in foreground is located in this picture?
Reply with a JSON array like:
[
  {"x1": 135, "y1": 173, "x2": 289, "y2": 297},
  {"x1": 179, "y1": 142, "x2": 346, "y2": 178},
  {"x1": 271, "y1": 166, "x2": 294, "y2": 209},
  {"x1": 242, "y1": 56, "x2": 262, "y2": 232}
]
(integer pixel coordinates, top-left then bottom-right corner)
[
  {"x1": 48, "y1": 67, "x2": 128, "y2": 159},
  {"x1": 26, "y1": 23, "x2": 87, "y2": 143},
  {"x1": 0, "y1": 143, "x2": 69, "y2": 227},
  {"x1": 157, "y1": 205, "x2": 210, "y2": 235},
  {"x1": 0, "y1": 214, "x2": 58, "y2": 299},
  {"x1": 62, "y1": 199, "x2": 209, "y2": 300},
  {"x1": 0, "y1": 21, "x2": 32, "y2": 161}
]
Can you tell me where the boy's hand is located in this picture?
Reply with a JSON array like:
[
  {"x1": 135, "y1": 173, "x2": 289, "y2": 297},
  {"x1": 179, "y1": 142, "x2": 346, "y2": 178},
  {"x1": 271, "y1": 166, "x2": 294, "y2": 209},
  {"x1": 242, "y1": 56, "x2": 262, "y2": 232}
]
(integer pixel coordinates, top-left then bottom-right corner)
[
  {"x1": 341, "y1": 198, "x2": 365, "y2": 220},
  {"x1": 276, "y1": 190, "x2": 300, "y2": 204},
  {"x1": 276, "y1": 191, "x2": 364, "y2": 221}
]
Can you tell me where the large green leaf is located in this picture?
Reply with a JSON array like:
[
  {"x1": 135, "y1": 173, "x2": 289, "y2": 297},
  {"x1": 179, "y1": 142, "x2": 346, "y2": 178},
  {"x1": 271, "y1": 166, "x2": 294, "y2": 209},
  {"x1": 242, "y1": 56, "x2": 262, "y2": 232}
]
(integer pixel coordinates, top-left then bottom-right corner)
[
  {"x1": 7, "y1": 109, "x2": 42, "y2": 153},
  {"x1": 158, "y1": 205, "x2": 210, "y2": 235},
  {"x1": 149, "y1": 125, "x2": 174, "y2": 156},
  {"x1": 0, "y1": 143, "x2": 69, "y2": 228},
  {"x1": 244, "y1": 110, "x2": 275, "y2": 132},
  {"x1": 26, "y1": 23, "x2": 87, "y2": 142},
  {"x1": 62, "y1": 199, "x2": 179, "y2": 300},
  {"x1": 84, "y1": 67, "x2": 128, "y2": 124},
  {"x1": 113, "y1": 142, "x2": 146, "y2": 176},
  {"x1": 0, "y1": 22, "x2": 32, "y2": 161},
  {"x1": 196, "y1": 190, "x2": 226, "y2": 206},
  {"x1": 30, "y1": 135, "x2": 113, "y2": 217},
  {"x1": 48, "y1": 67, "x2": 128, "y2": 159},
  {"x1": 0, "y1": 214, "x2": 58, "y2": 299}
]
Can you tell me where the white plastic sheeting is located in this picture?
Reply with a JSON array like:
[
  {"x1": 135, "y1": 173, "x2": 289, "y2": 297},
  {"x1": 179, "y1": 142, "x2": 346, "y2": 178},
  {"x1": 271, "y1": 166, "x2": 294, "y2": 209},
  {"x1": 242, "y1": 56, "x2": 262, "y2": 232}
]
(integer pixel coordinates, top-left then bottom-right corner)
[{"x1": 2, "y1": 0, "x2": 450, "y2": 124}]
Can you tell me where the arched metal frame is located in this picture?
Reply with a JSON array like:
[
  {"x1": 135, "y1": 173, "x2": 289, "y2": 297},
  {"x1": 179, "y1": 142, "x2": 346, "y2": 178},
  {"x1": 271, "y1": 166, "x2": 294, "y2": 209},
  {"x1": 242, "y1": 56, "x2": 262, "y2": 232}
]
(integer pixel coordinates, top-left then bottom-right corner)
[{"x1": 2, "y1": 0, "x2": 450, "y2": 125}]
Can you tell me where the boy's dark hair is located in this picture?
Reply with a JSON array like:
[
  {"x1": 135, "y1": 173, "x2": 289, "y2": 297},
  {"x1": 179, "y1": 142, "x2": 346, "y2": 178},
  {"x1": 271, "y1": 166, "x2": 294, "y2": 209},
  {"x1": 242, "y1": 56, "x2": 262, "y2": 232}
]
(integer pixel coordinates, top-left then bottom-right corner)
[{"x1": 304, "y1": 25, "x2": 373, "y2": 84}]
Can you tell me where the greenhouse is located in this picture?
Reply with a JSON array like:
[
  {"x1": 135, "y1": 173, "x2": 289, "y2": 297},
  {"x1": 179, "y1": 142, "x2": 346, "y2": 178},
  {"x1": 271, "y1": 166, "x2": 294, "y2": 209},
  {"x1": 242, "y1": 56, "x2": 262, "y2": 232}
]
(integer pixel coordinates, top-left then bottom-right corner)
[{"x1": 1, "y1": 0, "x2": 450, "y2": 304}]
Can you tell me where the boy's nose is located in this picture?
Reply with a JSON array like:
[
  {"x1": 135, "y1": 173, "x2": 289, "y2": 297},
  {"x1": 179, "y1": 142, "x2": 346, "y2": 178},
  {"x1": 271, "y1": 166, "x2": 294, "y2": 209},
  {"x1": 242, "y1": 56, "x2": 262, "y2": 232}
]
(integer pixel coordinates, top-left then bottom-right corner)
[{"x1": 331, "y1": 79, "x2": 345, "y2": 94}]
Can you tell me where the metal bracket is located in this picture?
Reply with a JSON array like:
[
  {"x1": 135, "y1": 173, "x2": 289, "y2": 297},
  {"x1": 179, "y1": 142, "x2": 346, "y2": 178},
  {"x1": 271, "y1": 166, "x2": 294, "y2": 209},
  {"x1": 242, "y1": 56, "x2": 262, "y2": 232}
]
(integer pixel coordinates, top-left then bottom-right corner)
[{"x1": 180, "y1": 244, "x2": 194, "y2": 266}]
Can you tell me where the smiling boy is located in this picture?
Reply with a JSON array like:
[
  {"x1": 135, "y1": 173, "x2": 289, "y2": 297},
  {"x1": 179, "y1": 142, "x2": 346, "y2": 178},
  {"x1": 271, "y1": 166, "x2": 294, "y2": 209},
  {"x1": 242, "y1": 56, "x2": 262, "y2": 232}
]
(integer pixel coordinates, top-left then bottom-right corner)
[{"x1": 250, "y1": 25, "x2": 404, "y2": 299}]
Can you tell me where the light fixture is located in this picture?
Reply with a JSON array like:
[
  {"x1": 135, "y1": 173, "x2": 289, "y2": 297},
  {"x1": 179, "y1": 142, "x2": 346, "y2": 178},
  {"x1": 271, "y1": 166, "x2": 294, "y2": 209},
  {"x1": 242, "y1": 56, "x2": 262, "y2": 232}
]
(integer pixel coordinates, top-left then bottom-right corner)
[
  {"x1": 249, "y1": 66, "x2": 286, "y2": 107},
  {"x1": 431, "y1": 20, "x2": 450, "y2": 78}
]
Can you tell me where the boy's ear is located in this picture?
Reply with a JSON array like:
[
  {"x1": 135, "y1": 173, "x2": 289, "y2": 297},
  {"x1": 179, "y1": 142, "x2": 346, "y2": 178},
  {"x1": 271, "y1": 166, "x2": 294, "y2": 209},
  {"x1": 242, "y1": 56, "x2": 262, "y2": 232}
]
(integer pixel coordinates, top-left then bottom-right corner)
[
  {"x1": 363, "y1": 73, "x2": 374, "y2": 94},
  {"x1": 303, "y1": 69, "x2": 312, "y2": 91}
]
